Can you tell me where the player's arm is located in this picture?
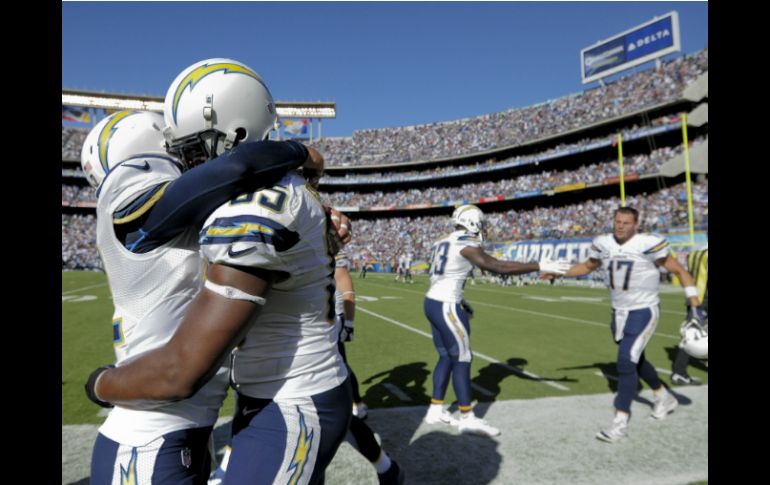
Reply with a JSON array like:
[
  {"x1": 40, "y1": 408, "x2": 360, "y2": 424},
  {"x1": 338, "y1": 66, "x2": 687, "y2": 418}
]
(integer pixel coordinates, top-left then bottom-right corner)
[
  {"x1": 335, "y1": 265, "x2": 356, "y2": 341},
  {"x1": 131, "y1": 142, "x2": 323, "y2": 251},
  {"x1": 657, "y1": 255, "x2": 701, "y2": 308},
  {"x1": 460, "y1": 246, "x2": 541, "y2": 275},
  {"x1": 563, "y1": 258, "x2": 602, "y2": 277},
  {"x1": 89, "y1": 263, "x2": 271, "y2": 406},
  {"x1": 335, "y1": 266, "x2": 356, "y2": 321}
]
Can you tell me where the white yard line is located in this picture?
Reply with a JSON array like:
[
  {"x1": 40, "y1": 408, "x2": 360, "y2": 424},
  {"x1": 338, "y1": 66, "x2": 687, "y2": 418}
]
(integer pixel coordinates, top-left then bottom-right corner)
[
  {"x1": 62, "y1": 282, "x2": 108, "y2": 295},
  {"x1": 359, "y1": 280, "x2": 680, "y2": 340},
  {"x1": 357, "y1": 306, "x2": 570, "y2": 391},
  {"x1": 471, "y1": 300, "x2": 681, "y2": 340},
  {"x1": 471, "y1": 382, "x2": 496, "y2": 397},
  {"x1": 469, "y1": 285, "x2": 686, "y2": 316},
  {"x1": 383, "y1": 383, "x2": 413, "y2": 401}
]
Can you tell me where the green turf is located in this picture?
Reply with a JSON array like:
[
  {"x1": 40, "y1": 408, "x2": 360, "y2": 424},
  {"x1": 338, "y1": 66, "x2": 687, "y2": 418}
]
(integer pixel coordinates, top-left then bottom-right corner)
[{"x1": 62, "y1": 271, "x2": 708, "y2": 425}]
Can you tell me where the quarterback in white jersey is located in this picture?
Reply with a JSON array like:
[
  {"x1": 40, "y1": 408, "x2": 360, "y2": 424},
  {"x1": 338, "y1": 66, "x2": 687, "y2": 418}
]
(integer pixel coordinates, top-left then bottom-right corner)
[
  {"x1": 561, "y1": 207, "x2": 704, "y2": 443},
  {"x1": 423, "y1": 205, "x2": 569, "y2": 437}
]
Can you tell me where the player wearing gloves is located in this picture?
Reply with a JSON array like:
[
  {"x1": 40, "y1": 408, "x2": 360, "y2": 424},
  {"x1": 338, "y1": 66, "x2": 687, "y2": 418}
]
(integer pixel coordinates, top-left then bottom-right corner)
[
  {"x1": 84, "y1": 58, "x2": 351, "y2": 485},
  {"x1": 81, "y1": 104, "x2": 317, "y2": 485},
  {"x1": 558, "y1": 207, "x2": 704, "y2": 443},
  {"x1": 423, "y1": 205, "x2": 570, "y2": 437}
]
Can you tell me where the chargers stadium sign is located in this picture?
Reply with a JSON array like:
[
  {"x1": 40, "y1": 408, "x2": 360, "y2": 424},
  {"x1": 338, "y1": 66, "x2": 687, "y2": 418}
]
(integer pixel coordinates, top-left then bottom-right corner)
[
  {"x1": 505, "y1": 232, "x2": 707, "y2": 264},
  {"x1": 580, "y1": 11, "x2": 681, "y2": 84},
  {"x1": 507, "y1": 238, "x2": 594, "y2": 263}
]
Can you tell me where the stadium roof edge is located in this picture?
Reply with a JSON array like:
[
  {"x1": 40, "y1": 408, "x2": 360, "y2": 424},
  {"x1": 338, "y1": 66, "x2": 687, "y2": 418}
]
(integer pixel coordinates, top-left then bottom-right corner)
[{"x1": 62, "y1": 88, "x2": 337, "y2": 108}]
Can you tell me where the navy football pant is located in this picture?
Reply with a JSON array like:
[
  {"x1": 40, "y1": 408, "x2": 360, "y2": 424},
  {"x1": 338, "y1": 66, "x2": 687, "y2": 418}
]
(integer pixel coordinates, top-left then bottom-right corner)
[
  {"x1": 224, "y1": 379, "x2": 352, "y2": 485},
  {"x1": 91, "y1": 426, "x2": 212, "y2": 485},
  {"x1": 424, "y1": 297, "x2": 473, "y2": 409},
  {"x1": 611, "y1": 306, "x2": 664, "y2": 413}
]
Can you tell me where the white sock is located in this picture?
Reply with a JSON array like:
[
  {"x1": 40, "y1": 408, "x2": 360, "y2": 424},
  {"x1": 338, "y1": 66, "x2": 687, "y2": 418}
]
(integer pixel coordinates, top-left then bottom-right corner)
[
  {"x1": 614, "y1": 411, "x2": 629, "y2": 424},
  {"x1": 374, "y1": 450, "x2": 392, "y2": 474},
  {"x1": 430, "y1": 403, "x2": 444, "y2": 411}
]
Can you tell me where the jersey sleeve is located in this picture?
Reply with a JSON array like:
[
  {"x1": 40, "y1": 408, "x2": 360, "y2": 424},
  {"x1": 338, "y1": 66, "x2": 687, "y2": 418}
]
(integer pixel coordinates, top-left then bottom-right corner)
[
  {"x1": 642, "y1": 234, "x2": 670, "y2": 261},
  {"x1": 455, "y1": 233, "x2": 481, "y2": 249},
  {"x1": 199, "y1": 185, "x2": 301, "y2": 272},
  {"x1": 131, "y1": 140, "x2": 308, "y2": 253},
  {"x1": 588, "y1": 236, "x2": 606, "y2": 261}
]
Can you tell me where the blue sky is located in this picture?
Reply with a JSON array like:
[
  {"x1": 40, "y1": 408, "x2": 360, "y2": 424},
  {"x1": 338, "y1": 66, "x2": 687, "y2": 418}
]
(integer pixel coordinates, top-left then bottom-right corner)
[{"x1": 62, "y1": 1, "x2": 708, "y2": 137}]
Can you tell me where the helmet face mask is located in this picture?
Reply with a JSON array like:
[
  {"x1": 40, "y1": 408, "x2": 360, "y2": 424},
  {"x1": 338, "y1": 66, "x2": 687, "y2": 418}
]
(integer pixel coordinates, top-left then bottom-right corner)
[
  {"x1": 163, "y1": 58, "x2": 277, "y2": 167},
  {"x1": 164, "y1": 128, "x2": 232, "y2": 169}
]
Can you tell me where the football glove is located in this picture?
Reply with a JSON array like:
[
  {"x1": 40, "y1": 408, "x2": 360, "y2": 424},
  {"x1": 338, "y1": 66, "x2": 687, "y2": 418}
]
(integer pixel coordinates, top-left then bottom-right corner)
[
  {"x1": 680, "y1": 306, "x2": 706, "y2": 337},
  {"x1": 337, "y1": 314, "x2": 355, "y2": 342},
  {"x1": 538, "y1": 260, "x2": 571, "y2": 275},
  {"x1": 85, "y1": 365, "x2": 115, "y2": 408},
  {"x1": 688, "y1": 306, "x2": 706, "y2": 324},
  {"x1": 461, "y1": 300, "x2": 475, "y2": 318}
]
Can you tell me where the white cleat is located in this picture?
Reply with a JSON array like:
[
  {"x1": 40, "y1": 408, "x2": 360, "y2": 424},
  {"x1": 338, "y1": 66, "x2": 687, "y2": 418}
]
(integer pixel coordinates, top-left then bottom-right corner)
[
  {"x1": 458, "y1": 414, "x2": 501, "y2": 437},
  {"x1": 423, "y1": 405, "x2": 458, "y2": 426},
  {"x1": 596, "y1": 416, "x2": 628, "y2": 443},
  {"x1": 651, "y1": 391, "x2": 679, "y2": 419}
]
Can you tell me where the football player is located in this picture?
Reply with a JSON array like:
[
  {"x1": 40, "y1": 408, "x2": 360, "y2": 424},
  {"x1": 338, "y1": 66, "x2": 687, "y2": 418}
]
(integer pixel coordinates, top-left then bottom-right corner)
[
  {"x1": 672, "y1": 245, "x2": 708, "y2": 384},
  {"x1": 559, "y1": 207, "x2": 705, "y2": 443},
  {"x1": 395, "y1": 253, "x2": 404, "y2": 282},
  {"x1": 334, "y1": 248, "x2": 405, "y2": 484},
  {"x1": 85, "y1": 58, "x2": 353, "y2": 485},
  {"x1": 83, "y1": 95, "x2": 320, "y2": 484},
  {"x1": 205, "y1": 245, "x2": 404, "y2": 485},
  {"x1": 423, "y1": 205, "x2": 570, "y2": 437},
  {"x1": 403, "y1": 252, "x2": 414, "y2": 283}
]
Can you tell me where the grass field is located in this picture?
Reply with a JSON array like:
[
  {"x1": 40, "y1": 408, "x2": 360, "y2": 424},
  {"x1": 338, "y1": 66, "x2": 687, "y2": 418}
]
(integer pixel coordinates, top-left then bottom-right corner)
[
  {"x1": 62, "y1": 270, "x2": 708, "y2": 425},
  {"x1": 62, "y1": 270, "x2": 708, "y2": 484}
]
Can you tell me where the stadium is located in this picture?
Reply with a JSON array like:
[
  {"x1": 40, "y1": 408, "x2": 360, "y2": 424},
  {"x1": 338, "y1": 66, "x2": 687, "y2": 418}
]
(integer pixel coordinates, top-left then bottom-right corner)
[{"x1": 62, "y1": 12, "x2": 708, "y2": 485}]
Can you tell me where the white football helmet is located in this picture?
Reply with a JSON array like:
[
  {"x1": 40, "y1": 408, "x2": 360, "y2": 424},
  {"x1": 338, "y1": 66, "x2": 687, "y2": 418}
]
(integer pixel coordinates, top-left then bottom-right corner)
[
  {"x1": 163, "y1": 58, "x2": 277, "y2": 166},
  {"x1": 452, "y1": 205, "x2": 485, "y2": 237},
  {"x1": 680, "y1": 324, "x2": 708, "y2": 359},
  {"x1": 80, "y1": 111, "x2": 168, "y2": 188}
]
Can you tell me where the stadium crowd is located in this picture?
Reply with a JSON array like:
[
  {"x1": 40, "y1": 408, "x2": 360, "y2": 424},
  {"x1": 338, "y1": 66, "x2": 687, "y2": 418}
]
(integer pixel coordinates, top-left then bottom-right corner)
[
  {"x1": 62, "y1": 139, "x2": 704, "y2": 209},
  {"x1": 62, "y1": 179, "x2": 706, "y2": 270},
  {"x1": 320, "y1": 120, "x2": 683, "y2": 185},
  {"x1": 337, "y1": 180, "x2": 708, "y2": 265},
  {"x1": 62, "y1": 127, "x2": 88, "y2": 160},
  {"x1": 62, "y1": 184, "x2": 96, "y2": 205},
  {"x1": 310, "y1": 50, "x2": 707, "y2": 166},
  {"x1": 62, "y1": 214, "x2": 101, "y2": 270},
  {"x1": 325, "y1": 141, "x2": 700, "y2": 208}
]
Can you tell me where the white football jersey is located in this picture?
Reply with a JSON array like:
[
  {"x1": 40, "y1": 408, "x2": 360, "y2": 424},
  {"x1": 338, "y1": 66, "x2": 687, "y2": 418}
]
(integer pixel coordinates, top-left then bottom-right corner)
[
  {"x1": 200, "y1": 172, "x2": 347, "y2": 399},
  {"x1": 589, "y1": 233, "x2": 670, "y2": 310},
  {"x1": 334, "y1": 252, "x2": 352, "y2": 316},
  {"x1": 426, "y1": 230, "x2": 481, "y2": 303},
  {"x1": 96, "y1": 157, "x2": 229, "y2": 447}
]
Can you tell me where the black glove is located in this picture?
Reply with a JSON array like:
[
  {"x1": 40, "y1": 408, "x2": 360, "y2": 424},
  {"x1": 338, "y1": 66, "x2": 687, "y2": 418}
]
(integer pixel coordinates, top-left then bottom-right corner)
[
  {"x1": 461, "y1": 300, "x2": 475, "y2": 318},
  {"x1": 340, "y1": 316, "x2": 354, "y2": 342},
  {"x1": 85, "y1": 365, "x2": 115, "y2": 408},
  {"x1": 687, "y1": 306, "x2": 706, "y2": 325}
]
